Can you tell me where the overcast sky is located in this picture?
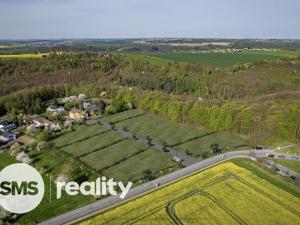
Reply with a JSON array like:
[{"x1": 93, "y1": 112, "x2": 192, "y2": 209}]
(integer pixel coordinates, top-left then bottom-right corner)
[{"x1": 0, "y1": 0, "x2": 299, "y2": 39}]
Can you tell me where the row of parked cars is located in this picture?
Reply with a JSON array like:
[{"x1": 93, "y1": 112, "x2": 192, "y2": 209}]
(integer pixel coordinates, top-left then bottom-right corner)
[{"x1": 265, "y1": 154, "x2": 299, "y2": 180}]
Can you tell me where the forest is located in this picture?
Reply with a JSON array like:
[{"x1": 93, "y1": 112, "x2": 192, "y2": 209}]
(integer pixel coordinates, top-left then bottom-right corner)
[{"x1": 1, "y1": 52, "x2": 300, "y2": 144}]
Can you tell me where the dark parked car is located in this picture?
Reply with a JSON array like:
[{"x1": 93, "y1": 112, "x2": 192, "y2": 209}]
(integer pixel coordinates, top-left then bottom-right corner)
[{"x1": 267, "y1": 154, "x2": 275, "y2": 158}]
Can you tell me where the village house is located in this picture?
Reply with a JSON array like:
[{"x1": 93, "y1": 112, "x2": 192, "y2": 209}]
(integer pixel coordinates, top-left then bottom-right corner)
[
  {"x1": 24, "y1": 115, "x2": 61, "y2": 130},
  {"x1": 47, "y1": 105, "x2": 65, "y2": 113},
  {"x1": 69, "y1": 109, "x2": 85, "y2": 120},
  {"x1": 0, "y1": 132, "x2": 16, "y2": 144},
  {"x1": 0, "y1": 120, "x2": 16, "y2": 132},
  {"x1": 83, "y1": 102, "x2": 99, "y2": 115}
]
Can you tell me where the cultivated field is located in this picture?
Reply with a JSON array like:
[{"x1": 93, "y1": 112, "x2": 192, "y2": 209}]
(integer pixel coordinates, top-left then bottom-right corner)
[
  {"x1": 80, "y1": 162, "x2": 300, "y2": 225},
  {"x1": 102, "y1": 110, "x2": 246, "y2": 157},
  {"x1": 128, "y1": 50, "x2": 299, "y2": 68},
  {"x1": 0, "y1": 53, "x2": 49, "y2": 58}
]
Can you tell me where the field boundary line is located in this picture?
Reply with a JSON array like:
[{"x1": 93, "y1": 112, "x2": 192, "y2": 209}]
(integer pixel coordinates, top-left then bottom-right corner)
[
  {"x1": 56, "y1": 129, "x2": 111, "y2": 149},
  {"x1": 78, "y1": 138, "x2": 128, "y2": 159}
]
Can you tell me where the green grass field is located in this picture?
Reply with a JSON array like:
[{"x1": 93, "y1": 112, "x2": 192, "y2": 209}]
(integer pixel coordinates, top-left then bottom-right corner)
[
  {"x1": 124, "y1": 54, "x2": 169, "y2": 67},
  {"x1": 52, "y1": 124, "x2": 109, "y2": 148},
  {"x1": 102, "y1": 149, "x2": 177, "y2": 182},
  {"x1": 52, "y1": 122, "x2": 177, "y2": 182},
  {"x1": 80, "y1": 139, "x2": 148, "y2": 171},
  {"x1": 0, "y1": 152, "x2": 95, "y2": 224},
  {"x1": 103, "y1": 110, "x2": 246, "y2": 157},
  {"x1": 127, "y1": 50, "x2": 299, "y2": 68}
]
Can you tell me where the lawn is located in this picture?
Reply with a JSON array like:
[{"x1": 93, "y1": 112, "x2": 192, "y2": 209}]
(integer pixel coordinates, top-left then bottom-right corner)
[
  {"x1": 51, "y1": 120, "x2": 177, "y2": 182},
  {"x1": 60, "y1": 130, "x2": 125, "y2": 157},
  {"x1": 0, "y1": 152, "x2": 18, "y2": 170},
  {"x1": 80, "y1": 139, "x2": 149, "y2": 171},
  {"x1": 102, "y1": 110, "x2": 246, "y2": 157},
  {"x1": 102, "y1": 149, "x2": 177, "y2": 182},
  {"x1": 276, "y1": 145, "x2": 300, "y2": 156},
  {"x1": 0, "y1": 152, "x2": 95, "y2": 224},
  {"x1": 129, "y1": 50, "x2": 299, "y2": 68},
  {"x1": 52, "y1": 124, "x2": 109, "y2": 148},
  {"x1": 80, "y1": 160, "x2": 300, "y2": 225}
]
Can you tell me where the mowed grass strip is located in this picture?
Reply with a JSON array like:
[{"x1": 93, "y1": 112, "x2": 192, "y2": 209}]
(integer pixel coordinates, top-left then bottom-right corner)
[
  {"x1": 176, "y1": 132, "x2": 246, "y2": 156},
  {"x1": 52, "y1": 124, "x2": 109, "y2": 148},
  {"x1": 102, "y1": 149, "x2": 176, "y2": 182},
  {"x1": 112, "y1": 110, "x2": 204, "y2": 145},
  {"x1": 108, "y1": 110, "x2": 246, "y2": 156},
  {"x1": 80, "y1": 139, "x2": 149, "y2": 171},
  {"x1": 102, "y1": 110, "x2": 146, "y2": 124},
  {"x1": 61, "y1": 131, "x2": 125, "y2": 157}
]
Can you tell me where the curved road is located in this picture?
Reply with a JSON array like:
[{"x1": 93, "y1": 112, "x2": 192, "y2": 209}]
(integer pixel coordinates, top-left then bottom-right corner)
[{"x1": 39, "y1": 150, "x2": 299, "y2": 225}]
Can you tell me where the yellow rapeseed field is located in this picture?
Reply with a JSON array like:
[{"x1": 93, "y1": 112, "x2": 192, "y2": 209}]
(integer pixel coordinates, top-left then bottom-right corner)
[
  {"x1": 0, "y1": 53, "x2": 49, "y2": 58},
  {"x1": 80, "y1": 162, "x2": 300, "y2": 225}
]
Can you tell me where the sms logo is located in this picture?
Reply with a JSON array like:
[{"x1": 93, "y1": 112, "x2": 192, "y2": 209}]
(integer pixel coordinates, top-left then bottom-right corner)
[{"x1": 0, "y1": 163, "x2": 44, "y2": 213}]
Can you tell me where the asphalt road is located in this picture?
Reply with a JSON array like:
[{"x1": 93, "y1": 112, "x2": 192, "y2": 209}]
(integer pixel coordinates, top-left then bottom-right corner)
[{"x1": 39, "y1": 150, "x2": 299, "y2": 225}]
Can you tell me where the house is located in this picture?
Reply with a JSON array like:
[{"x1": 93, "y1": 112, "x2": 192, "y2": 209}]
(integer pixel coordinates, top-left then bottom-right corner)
[
  {"x1": 24, "y1": 115, "x2": 55, "y2": 129},
  {"x1": 0, "y1": 132, "x2": 16, "y2": 144},
  {"x1": 83, "y1": 102, "x2": 92, "y2": 109},
  {"x1": 0, "y1": 121, "x2": 16, "y2": 132},
  {"x1": 47, "y1": 105, "x2": 65, "y2": 113},
  {"x1": 69, "y1": 109, "x2": 85, "y2": 120},
  {"x1": 83, "y1": 102, "x2": 99, "y2": 115},
  {"x1": 24, "y1": 115, "x2": 61, "y2": 130}
]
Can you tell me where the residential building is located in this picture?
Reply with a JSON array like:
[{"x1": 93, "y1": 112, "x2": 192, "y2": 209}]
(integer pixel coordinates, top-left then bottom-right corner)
[
  {"x1": 0, "y1": 132, "x2": 16, "y2": 144},
  {"x1": 0, "y1": 121, "x2": 16, "y2": 132},
  {"x1": 69, "y1": 109, "x2": 85, "y2": 120}
]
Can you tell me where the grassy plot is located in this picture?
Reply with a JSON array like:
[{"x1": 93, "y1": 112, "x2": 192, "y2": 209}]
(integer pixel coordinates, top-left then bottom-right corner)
[
  {"x1": 80, "y1": 139, "x2": 149, "y2": 171},
  {"x1": 131, "y1": 50, "x2": 299, "y2": 68},
  {"x1": 0, "y1": 152, "x2": 18, "y2": 170},
  {"x1": 0, "y1": 152, "x2": 95, "y2": 224},
  {"x1": 60, "y1": 130, "x2": 124, "y2": 158},
  {"x1": 52, "y1": 124, "x2": 109, "y2": 148},
  {"x1": 103, "y1": 110, "x2": 246, "y2": 157},
  {"x1": 176, "y1": 132, "x2": 246, "y2": 157},
  {"x1": 51, "y1": 120, "x2": 177, "y2": 182},
  {"x1": 102, "y1": 149, "x2": 177, "y2": 182},
  {"x1": 80, "y1": 161, "x2": 300, "y2": 225},
  {"x1": 124, "y1": 53, "x2": 169, "y2": 67}
]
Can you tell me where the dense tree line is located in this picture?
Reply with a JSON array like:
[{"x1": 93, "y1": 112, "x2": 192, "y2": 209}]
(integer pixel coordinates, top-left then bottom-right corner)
[{"x1": 136, "y1": 91, "x2": 300, "y2": 144}]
